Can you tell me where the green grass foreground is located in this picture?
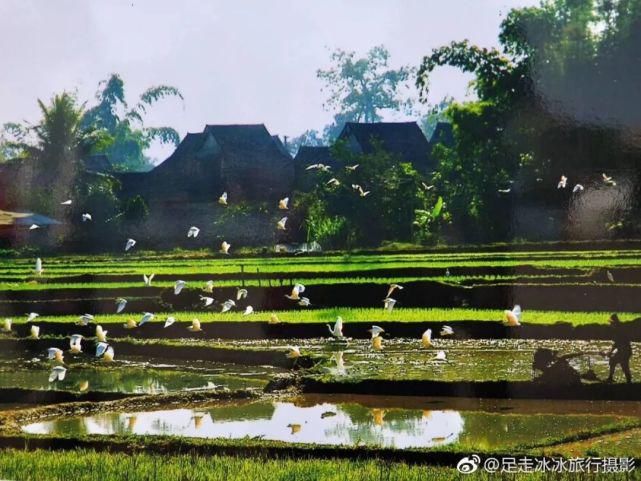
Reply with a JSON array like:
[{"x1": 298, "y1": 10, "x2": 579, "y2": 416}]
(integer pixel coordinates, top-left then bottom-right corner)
[
  {"x1": 0, "y1": 449, "x2": 639, "y2": 481},
  {"x1": 9, "y1": 307, "x2": 635, "y2": 326}
]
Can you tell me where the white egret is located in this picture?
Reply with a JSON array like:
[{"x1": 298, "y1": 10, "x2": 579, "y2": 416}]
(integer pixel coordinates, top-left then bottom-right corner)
[
  {"x1": 357, "y1": 185, "x2": 370, "y2": 197},
  {"x1": 236, "y1": 288, "x2": 248, "y2": 300},
  {"x1": 30, "y1": 325, "x2": 40, "y2": 339},
  {"x1": 77, "y1": 314, "x2": 94, "y2": 326},
  {"x1": 95, "y1": 325, "x2": 108, "y2": 342},
  {"x1": 498, "y1": 188, "x2": 511, "y2": 193},
  {"x1": 504, "y1": 305, "x2": 522, "y2": 326},
  {"x1": 434, "y1": 350, "x2": 447, "y2": 361},
  {"x1": 422, "y1": 182, "x2": 434, "y2": 190},
  {"x1": 139, "y1": 312, "x2": 154, "y2": 326},
  {"x1": 27, "y1": 312, "x2": 39, "y2": 323},
  {"x1": 143, "y1": 273, "x2": 155, "y2": 286},
  {"x1": 326, "y1": 178, "x2": 340, "y2": 187},
  {"x1": 220, "y1": 241, "x2": 231, "y2": 254},
  {"x1": 81, "y1": 213, "x2": 92, "y2": 222},
  {"x1": 35, "y1": 258, "x2": 43, "y2": 276},
  {"x1": 306, "y1": 163, "x2": 330, "y2": 172},
  {"x1": 440, "y1": 325, "x2": 454, "y2": 337},
  {"x1": 573, "y1": 184, "x2": 584, "y2": 193},
  {"x1": 1, "y1": 319, "x2": 11, "y2": 332},
  {"x1": 115, "y1": 298, "x2": 127, "y2": 313},
  {"x1": 368, "y1": 325, "x2": 385, "y2": 338},
  {"x1": 187, "y1": 226, "x2": 200, "y2": 238},
  {"x1": 95, "y1": 342, "x2": 109, "y2": 357},
  {"x1": 285, "y1": 283, "x2": 305, "y2": 300},
  {"x1": 29, "y1": 224, "x2": 40, "y2": 230},
  {"x1": 201, "y1": 296, "x2": 215, "y2": 307},
  {"x1": 218, "y1": 192, "x2": 228, "y2": 205},
  {"x1": 602, "y1": 173, "x2": 616, "y2": 186},
  {"x1": 187, "y1": 319, "x2": 202, "y2": 332},
  {"x1": 125, "y1": 238, "x2": 136, "y2": 251},
  {"x1": 123, "y1": 319, "x2": 137, "y2": 329},
  {"x1": 327, "y1": 316, "x2": 344, "y2": 339},
  {"x1": 279, "y1": 197, "x2": 289, "y2": 210},
  {"x1": 386, "y1": 284, "x2": 404, "y2": 298},
  {"x1": 221, "y1": 299, "x2": 235, "y2": 312},
  {"x1": 60, "y1": 200, "x2": 72, "y2": 205},
  {"x1": 607, "y1": 270, "x2": 615, "y2": 282},
  {"x1": 371, "y1": 336, "x2": 383, "y2": 351},
  {"x1": 277, "y1": 217, "x2": 288, "y2": 230},
  {"x1": 174, "y1": 280, "x2": 186, "y2": 295},
  {"x1": 422, "y1": 329, "x2": 432, "y2": 348},
  {"x1": 243, "y1": 306, "x2": 254, "y2": 316},
  {"x1": 79, "y1": 380, "x2": 89, "y2": 392},
  {"x1": 69, "y1": 334, "x2": 83, "y2": 353},
  {"x1": 286, "y1": 346, "x2": 301, "y2": 358},
  {"x1": 297, "y1": 297, "x2": 311, "y2": 307},
  {"x1": 164, "y1": 316, "x2": 176, "y2": 328},
  {"x1": 383, "y1": 297, "x2": 397, "y2": 312},
  {"x1": 557, "y1": 175, "x2": 568, "y2": 189},
  {"x1": 203, "y1": 280, "x2": 214, "y2": 293},
  {"x1": 103, "y1": 346, "x2": 115, "y2": 362},
  {"x1": 346, "y1": 164, "x2": 359, "y2": 171},
  {"x1": 47, "y1": 348, "x2": 64, "y2": 362},
  {"x1": 49, "y1": 366, "x2": 67, "y2": 382}
]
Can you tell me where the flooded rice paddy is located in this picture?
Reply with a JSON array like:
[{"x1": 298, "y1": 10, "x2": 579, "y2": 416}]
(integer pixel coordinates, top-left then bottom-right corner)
[{"x1": 23, "y1": 395, "x2": 637, "y2": 450}]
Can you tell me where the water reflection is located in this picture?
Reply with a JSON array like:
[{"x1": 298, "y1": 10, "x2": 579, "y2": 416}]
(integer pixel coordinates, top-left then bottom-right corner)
[{"x1": 23, "y1": 398, "x2": 629, "y2": 450}]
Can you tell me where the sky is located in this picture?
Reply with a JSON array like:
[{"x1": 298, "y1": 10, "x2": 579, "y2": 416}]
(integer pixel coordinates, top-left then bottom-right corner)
[{"x1": 0, "y1": 0, "x2": 538, "y2": 161}]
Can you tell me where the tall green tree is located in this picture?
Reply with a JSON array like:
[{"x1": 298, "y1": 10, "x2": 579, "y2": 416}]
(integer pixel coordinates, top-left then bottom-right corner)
[{"x1": 82, "y1": 74, "x2": 183, "y2": 171}]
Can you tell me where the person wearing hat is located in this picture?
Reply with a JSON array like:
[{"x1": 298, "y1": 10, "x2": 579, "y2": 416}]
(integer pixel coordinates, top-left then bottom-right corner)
[{"x1": 605, "y1": 313, "x2": 632, "y2": 383}]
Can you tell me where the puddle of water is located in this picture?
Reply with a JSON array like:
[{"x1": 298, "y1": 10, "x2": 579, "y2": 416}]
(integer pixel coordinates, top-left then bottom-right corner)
[{"x1": 23, "y1": 397, "x2": 632, "y2": 450}]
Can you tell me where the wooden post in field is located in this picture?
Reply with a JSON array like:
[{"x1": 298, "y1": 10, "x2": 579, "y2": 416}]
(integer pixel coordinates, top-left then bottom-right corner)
[{"x1": 240, "y1": 265, "x2": 245, "y2": 287}]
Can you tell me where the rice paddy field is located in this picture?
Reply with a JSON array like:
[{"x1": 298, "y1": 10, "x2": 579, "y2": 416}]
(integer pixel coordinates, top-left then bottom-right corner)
[{"x1": 1, "y1": 245, "x2": 640, "y2": 480}]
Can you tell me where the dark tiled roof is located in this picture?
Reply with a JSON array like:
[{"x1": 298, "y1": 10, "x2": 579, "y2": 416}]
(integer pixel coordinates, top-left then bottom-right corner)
[
  {"x1": 338, "y1": 122, "x2": 431, "y2": 166},
  {"x1": 271, "y1": 135, "x2": 292, "y2": 158},
  {"x1": 83, "y1": 154, "x2": 112, "y2": 172},
  {"x1": 294, "y1": 146, "x2": 340, "y2": 167},
  {"x1": 430, "y1": 122, "x2": 454, "y2": 147}
]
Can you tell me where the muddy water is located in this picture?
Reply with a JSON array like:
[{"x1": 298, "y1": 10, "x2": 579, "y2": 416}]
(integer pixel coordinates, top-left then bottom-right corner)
[{"x1": 22, "y1": 395, "x2": 633, "y2": 450}]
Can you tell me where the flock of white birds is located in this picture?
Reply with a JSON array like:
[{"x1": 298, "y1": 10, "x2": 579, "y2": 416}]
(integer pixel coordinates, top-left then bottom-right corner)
[
  {"x1": 12, "y1": 182, "x2": 525, "y2": 386},
  {"x1": 498, "y1": 172, "x2": 617, "y2": 194}
]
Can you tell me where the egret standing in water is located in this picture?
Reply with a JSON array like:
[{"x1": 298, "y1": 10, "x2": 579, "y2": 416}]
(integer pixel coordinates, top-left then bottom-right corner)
[
  {"x1": 220, "y1": 241, "x2": 231, "y2": 254},
  {"x1": 372, "y1": 336, "x2": 383, "y2": 351},
  {"x1": 35, "y1": 258, "x2": 43, "y2": 276},
  {"x1": 115, "y1": 298, "x2": 127, "y2": 313},
  {"x1": 236, "y1": 288, "x2": 248, "y2": 300},
  {"x1": 49, "y1": 366, "x2": 67, "y2": 383},
  {"x1": 125, "y1": 238, "x2": 136, "y2": 251},
  {"x1": 243, "y1": 306, "x2": 254, "y2": 316},
  {"x1": 27, "y1": 312, "x2": 39, "y2": 323},
  {"x1": 383, "y1": 298, "x2": 397, "y2": 312},
  {"x1": 187, "y1": 319, "x2": 202, "y2": 332},
  {"x1": 174, "y1": 280, "x2": 186, "y2": 295},
  {"x1": 95, "y1": 325, "x2": 108, "y2": 342},
  {"x1": 30, "y1": 325, "x2": 40, "y2": 339},
  {"x1": 422, "y1": 329, "x2": 432, "y2": 348},
  {"x1": 203, "y1": 280, "x2": 214, "y2": 293},
  {"x1": 69, "y1": 335, "x2": 83, "y2": 354},
  {"x1": 504, "y1": 305, "x2": 522, "y2": 326},
  {"x1": 285, "y1": 284, "x2": 305, "y2": 300},
  {"x1": 187, "y1": 226, "x2": 200, "y2": 238},
  {"x1": 327, "y1": 316, "x2": 344, "y2": 339}
]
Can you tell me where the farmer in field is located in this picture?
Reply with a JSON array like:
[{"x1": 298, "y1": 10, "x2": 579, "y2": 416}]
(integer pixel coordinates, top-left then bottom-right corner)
[
  {"x1": 604, "y1": 313, "x2": 632, "y2": 384},
  {"x1": 532, "y1": 348, "x2": 582, "y2": 386}
]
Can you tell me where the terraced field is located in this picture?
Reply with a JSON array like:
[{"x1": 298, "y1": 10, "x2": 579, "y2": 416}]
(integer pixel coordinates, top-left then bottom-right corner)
[{"x1": 0, "y1": 246, "x2": 640, "y2": 478}]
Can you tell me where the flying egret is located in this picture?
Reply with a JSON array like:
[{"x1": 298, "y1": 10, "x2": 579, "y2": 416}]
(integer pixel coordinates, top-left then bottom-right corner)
[
  {"x1": 368, "y1": 325, "x2": 385, "y2": 338},
  {"x1": 383, "y1": 297, "x2": 397, "y2": 312},
  {"x1": 163, "y1": 316, "x2": 176, "y2": 328},
  {"x1": 243, "y1": 306, "x2": 254, "y2": 316},
  {"x1": 269, "y1": 313, "x2": 281, "y2": 324},
  {"x1": 279, "y1": 197, "x2": 289, "y2": 210},
  {"x1": 498, "y1": 188, "x2": 511, "y2": 193},
  {"x1": 77, "y1": 314, "x2": 94, "y2": 326},
  {"x1": 81, "y1": 213, "x2": 92, "y2": 222},
  {"x1": 174, "y1": 280, "x2": 186, "y2": 295},
  {"x1": 285, "y1": 283, "x2": 305, "y2": 300},
  {"x1": 422, "y1": 182, "x2": 434, "y2": 190},
  {"x1": 346, "y1": 164, "x2": 359, "y2": 171},
  {"x1": 30, "y1": 325, "x2": 40, "y2": 339},
  {"x1": 201, "y1": 296, "x2": 215, "y2": 307},
  {"x1": 573, "y1": 184, "x2": 584, "y2": 193},
  {"x1": 357, "y1": 185, "x2": 370, "y2": 197},
  {"x1": 123, "y1": 319, "x2": 137, "y2": 329},
  {"x1": 187, "y1": 319, "x2": 202, "y2": 332},
  {"x1": 27, "y1": 312, "x2": 39, "y2": 323},
  {"x1": 115, "y1": 298, "x2": 127, "y2": 313},
  {"x1": 306, "y1": 163, "x2": 330, "y2": 172},
  {"x1": 139, "y1": 312, "x2": 154, "y2": 326},
  {"x1": 221, "y1": 299, "x2": 235, "y2": 312},
  {"x1": 187, "y1": 226, "x2": 200, "y2": 238},
  {"x1": 125, "y1": 238, "x2": 136, "y2": 251},
  {"x1": 220, "y1": 241, "x2": 231, "y2": 254},
  {"x1": 29, "y1": 224, "x2": 40, "y2": 230},
  {"x1": 602, "y1": 173, "x2": 616, "y2": 186},
  {"x1": 607, "y1": 270, "x2": 615, "y2": 282},
  {"x1": 95, "y1": 342, "x2": 109, "y2": 358},
  {"x1": 327, "y1": 316, "x2": 344, "y2": 339},
  {"x1": 236, "y1": 288, "x2": 248, "y2": 300},
  {"x1": 286, "y1": 346, "x2": 301, "y2": 358},
  {"x1": 434, "y1": 350, "x2": 447, "y2": 361},
  {"x1": 203, "y1": 280, "x2": 214, "y2": 293},
  {"x1": 1, "y1": 319, "x2": 11, "y2": 332},
  {"x1": 60, "y1": 200, "x2": 72, "y2": 205},
  {"x1": 372, "y1": 336, "x2": 383, "y2": 351},
  {"x1": 440, "y1": 325, "x2": 454, "y2": 337},
  {"x1": 557, "y1": 175, "x2": 568, "y2": 189},
  {"x1": 95, "y1": 325, "x2": 108, "y2": 342},
  {"x1": 103, "y1": 346, "x2": 115, "y2": 362},
  {"x1": 422, "y1": 329, "x2": 432, "y2": 348},
  {"x1": 69, "y1": 334, "x2": 83, "y2": 353},
  {"x1": 297, "y1": 297, "x2": 311, "y2": 307},
  {"x1": 143, "y1": 273, "x2": 155, "y2": 286},
  {"x1": 326, "y1": 178, "x2": 340, "y2": 187},
  {"x1": 386, "y1": 284, "x2": 404, "y2": 298},
  {"x1": 219, "y1": 192, "x2": 228, "y2": 205},
  {"x1": 49, "y1": 366, "x2": 67, "y2": 382},
  {"x1": 35, "y1": 258, "x2": 43, "y2": 276},
  {"x1": 504, "y1": 305, "x2": 522, "y2": 326},
  {"x1": 47, "y1": 348, "x2": 64, "y2": 363},
  {"x1": 277, "y1": 217, "x2": 288, "y2": 230}
]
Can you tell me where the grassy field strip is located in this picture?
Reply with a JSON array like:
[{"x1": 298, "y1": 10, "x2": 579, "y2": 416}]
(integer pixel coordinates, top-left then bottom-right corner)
[{"x1": 4, "y1": 308, "x2": 635, "y2": 325}]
